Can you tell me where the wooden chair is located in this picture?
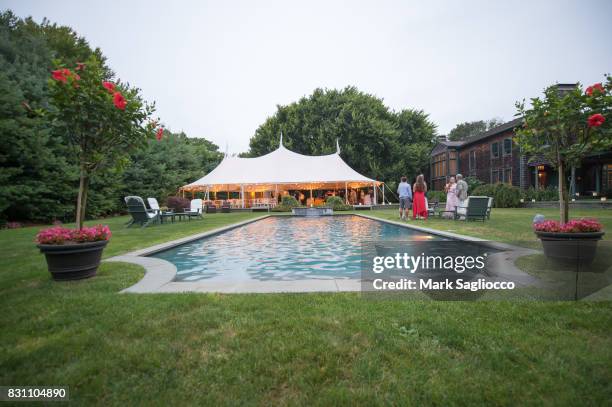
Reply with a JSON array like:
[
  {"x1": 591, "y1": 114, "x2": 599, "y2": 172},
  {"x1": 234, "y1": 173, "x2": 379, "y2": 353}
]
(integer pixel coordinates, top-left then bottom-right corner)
[
  {"x1": 125, "y1": 196, "x2": 159, "y2": 228},
  {"x1": 455, "y1": 196, "x2": 489, "y2": 221}
]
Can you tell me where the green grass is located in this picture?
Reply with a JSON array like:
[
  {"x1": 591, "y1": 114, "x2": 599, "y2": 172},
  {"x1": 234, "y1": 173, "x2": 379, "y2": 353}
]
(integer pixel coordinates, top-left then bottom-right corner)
[
  {"x1": 1, "y1": 210, "x2": 611, "y2": 405},
  {"x1": 370, "y1": 207, "x2": 612, "y2": 247}
]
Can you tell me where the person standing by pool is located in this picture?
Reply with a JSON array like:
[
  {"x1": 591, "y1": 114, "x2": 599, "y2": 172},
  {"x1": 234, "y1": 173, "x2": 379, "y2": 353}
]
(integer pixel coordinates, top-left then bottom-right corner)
[
  {"x1": 455, "y1": 174, "x2": 468, "y2": 208},
  {"x1": 443, "y1": 176, "x2": 459, "y2": 219},
  {"x1": 412, "y1": 174, "x2": 428, "y2": 220},
  {"x1": 397, "y1": 176, "x2": 412, "y2": 220}
]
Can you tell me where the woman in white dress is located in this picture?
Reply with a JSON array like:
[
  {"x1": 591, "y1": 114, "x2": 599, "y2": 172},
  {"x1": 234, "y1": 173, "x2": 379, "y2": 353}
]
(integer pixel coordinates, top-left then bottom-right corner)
[{"x1": 444, "y1": 177, "x2": 459, "y2": 219}]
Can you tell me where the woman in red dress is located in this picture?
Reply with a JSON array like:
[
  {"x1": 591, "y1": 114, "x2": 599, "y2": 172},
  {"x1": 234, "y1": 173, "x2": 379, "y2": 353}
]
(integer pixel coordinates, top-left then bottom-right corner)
[{"x1": 412, "y1": 174, "x2": 428, "y2": 220}]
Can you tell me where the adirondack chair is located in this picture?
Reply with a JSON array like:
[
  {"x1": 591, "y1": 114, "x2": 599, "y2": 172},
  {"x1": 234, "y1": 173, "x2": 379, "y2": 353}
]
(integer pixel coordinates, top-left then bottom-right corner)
[
  {"x1": 455, "y1": 196, "x2": 489, "y2": 221},
  {"x1": 125, "y1": 196, "x2": 160, "y2": 227},
  {"x1": 183, "y1": 199, "x2": 204, "y2": 220},
  {"x1": 147, "y1": 197, "x2": 176, "y2": 224}
]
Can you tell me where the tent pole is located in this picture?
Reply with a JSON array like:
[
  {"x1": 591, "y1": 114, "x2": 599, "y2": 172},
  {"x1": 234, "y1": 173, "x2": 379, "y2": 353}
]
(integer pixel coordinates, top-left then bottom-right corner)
[
  {"x1": 345, "y1": 182, "x2": 348, "y2": 204},
  {"x1": 382, "y1": 183, "x2": 386, "y2": 205},
  {"x1": 373, "y1": 182, "x2": 377, "y2": 205},
  {"x1": 241, "y1": 185, "x2": 245, "y2": 208}
]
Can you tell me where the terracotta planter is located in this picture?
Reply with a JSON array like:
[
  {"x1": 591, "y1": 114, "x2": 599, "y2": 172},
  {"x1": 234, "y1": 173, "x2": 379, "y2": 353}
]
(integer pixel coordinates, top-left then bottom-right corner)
[
  {"x1": 535, "y1": 231, "x2": 604, "y2": 265},
  {"x1": 37, "y1": 240, "x2": 108, "y2": 281}
]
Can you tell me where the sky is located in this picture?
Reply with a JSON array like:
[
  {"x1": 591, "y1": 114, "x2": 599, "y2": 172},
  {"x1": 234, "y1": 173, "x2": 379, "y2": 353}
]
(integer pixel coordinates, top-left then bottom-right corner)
[{"x1": 5, "y1": 0, "x2": 612, "y2": 153}]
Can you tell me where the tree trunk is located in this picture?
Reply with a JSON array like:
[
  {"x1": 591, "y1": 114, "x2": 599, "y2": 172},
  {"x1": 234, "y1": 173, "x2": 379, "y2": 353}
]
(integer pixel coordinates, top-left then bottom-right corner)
[
  {"x1": 558, "y1": 160, "x2": 569, "y2": 224},
  {"x1": 75, "y1": 168, "x2": 90, "y2": 230}
]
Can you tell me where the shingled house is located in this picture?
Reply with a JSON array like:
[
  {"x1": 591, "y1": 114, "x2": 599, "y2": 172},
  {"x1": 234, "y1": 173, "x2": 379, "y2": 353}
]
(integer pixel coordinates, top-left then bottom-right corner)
[{"x1": 429, "y1": 118, "x2": 612, "y2": 195}]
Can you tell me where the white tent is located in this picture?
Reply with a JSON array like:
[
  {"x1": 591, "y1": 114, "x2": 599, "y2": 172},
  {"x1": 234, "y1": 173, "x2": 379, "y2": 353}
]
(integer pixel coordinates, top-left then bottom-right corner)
[{"x1": 181, "y1": 137, "x2": 383, "y2": 206}]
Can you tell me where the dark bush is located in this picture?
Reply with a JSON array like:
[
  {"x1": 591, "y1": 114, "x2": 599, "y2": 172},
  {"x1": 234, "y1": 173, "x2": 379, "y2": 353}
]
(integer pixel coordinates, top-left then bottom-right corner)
[
  {"x1": 325, "y1": 196, "x2": 352, "y2": 210},
  {"x1": 465, "y1": 176, "x2": 484, "y2": 192},
  {"x1": 281, "y1": 195, "x2": 300, "y2": 208},
  {"x1": 472, "y1": 183, "x2": 521, "y2": 208},
  {"x1": 166, "y1": 196, "x2": 190, "y2": 211},
  {"x1": 427, "y1": 190, "x2": 446, "y2": 203},
  {"x1": 522, "y1": 186, "x2": 559, "y2": 202}
]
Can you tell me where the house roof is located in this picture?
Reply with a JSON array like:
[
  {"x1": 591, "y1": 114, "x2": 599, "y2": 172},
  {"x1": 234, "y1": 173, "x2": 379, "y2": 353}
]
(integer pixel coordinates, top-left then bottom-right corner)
[
  {"x1": 459, "y1": 117, "x2": 524, "y2": 147},
  {"x1": 430, "y1": 117, "x2": 524, "y2": 155}
]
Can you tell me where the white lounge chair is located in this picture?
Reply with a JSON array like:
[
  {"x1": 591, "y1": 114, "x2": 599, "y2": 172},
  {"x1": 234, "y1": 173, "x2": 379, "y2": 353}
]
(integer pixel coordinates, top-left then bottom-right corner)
[{"x1": 183, "y1": 199, "x2": 203, "y2": 219}]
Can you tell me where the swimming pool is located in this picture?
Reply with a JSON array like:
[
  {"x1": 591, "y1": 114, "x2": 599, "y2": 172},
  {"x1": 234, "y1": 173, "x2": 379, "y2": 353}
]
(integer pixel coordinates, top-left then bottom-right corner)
[{"x1": 151, "y1": 215, "x2": 445, "y2": 282}]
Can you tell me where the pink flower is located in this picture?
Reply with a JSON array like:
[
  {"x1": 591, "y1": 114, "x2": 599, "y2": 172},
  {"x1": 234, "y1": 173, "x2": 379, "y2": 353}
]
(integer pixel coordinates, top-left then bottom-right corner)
[
  {"x1": 36, "y1": 225, "x2": 112, "y2": 245},
  {"x1": 76, "y1": 62, "x2": 86, "y2": 71},
  {"x1": 102, "y1": 81, "x2": 116, "y2": 93},
  {"x1": 585, "y1": 83, "x2": 605, "y2": 96},
  {"x1": 51, "y1": 69, "x2": 67, "y2": 83},
  {"x1": 113, "y1": 92, "x2": 127, "y2": 110},
  {"x1": 156, "y1": 127, "x2": 164, "y2": 141},
  {"x1": 534, "y1": 218, "x2": 603, "y2": 233},
  {"x1": 587, "y1": 113, "x2": 605, "y2": 128}
]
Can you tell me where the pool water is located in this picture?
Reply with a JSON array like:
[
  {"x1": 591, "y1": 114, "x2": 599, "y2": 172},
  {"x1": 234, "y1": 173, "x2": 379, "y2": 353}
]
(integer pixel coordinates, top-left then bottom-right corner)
[{"x1": 152, "y1": 215, "x2": 444, "y2": 282}]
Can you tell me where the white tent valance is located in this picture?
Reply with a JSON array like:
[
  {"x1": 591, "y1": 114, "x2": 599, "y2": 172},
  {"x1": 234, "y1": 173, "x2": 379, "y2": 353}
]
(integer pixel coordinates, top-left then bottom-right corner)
[{"x1": 181, "y1": 140, "x2": 380, "y2": 192}]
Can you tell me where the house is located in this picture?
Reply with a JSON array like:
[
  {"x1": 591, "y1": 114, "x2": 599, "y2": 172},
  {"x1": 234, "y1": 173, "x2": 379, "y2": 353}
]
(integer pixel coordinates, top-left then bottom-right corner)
[{"x1": 429, "y1": 118, "x2": 612, "y2": 195}]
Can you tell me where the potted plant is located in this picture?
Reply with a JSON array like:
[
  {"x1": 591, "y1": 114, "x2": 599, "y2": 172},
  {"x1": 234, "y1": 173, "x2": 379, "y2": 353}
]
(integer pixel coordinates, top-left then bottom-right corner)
[
  {"x1": 37, "y1": 57, "x2": 159, "y2": 279},
  {"x1": 534, "y1": 219, "x2": 604, "y2": 264},
  {"x1": 516, "y1": 77, "x2": 611, "y2": 261},
  {"x1": 36, "y1": 225, "x2": 111, "y2": 280}
]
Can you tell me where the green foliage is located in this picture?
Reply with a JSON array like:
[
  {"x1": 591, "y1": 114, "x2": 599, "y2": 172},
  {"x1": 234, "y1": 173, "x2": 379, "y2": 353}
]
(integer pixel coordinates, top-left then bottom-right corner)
[
  {"x1": 448, "y1": 118, "x2": 504, "y2": 141},
  {"x1": 0, "y1": 12, "x2": 222, "y2": 223},
  {"x1": 472, "y1": 183, "x2": 522, "y2": 208},
  {"x1": 281, "y1": 195, "x2": 300, "y2": 207},
  {"x1": 465, "y1": 176, "x2": 484, "y2": 192},
  {"x1": 245, "y1": 87, "x2": 437, "y2": 184},
  {"x1": 522, "y1": 186, "x2": 559, "y2": 202},
  {"x1": 427, "y1": 191, "x2": 447, "y2": 203},
  {"x1": 121, "y1": 131, "x2": 222, "y2": 204},
  {"x1": 515, "y1": 78, "x2": 612, "y2": 221},
  {"x1": 325, "y1": 195, "x2": 352, "y2": 210}
]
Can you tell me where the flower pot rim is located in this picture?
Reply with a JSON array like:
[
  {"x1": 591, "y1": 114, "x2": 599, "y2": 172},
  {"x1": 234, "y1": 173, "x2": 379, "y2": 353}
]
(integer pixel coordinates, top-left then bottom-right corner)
[
  {"x1": 36, "y1": 239, "x2": 109, "y2": 249},
  {"x1": 535, "y1": 230, "x2": 605, "y2": 238}
]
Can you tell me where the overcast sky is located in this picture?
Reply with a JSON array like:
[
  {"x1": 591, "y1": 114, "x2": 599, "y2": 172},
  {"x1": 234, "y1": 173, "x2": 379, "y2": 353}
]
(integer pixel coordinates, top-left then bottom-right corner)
[{"x1": 5, "y1": 0, "x2": 612, "y2": 153}]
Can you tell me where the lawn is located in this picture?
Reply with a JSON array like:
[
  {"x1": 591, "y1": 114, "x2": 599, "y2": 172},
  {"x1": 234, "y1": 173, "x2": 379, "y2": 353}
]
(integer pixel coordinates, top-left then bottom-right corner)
[{"x1": 1, "y1": 210, "x2": 611, "y2": 405}]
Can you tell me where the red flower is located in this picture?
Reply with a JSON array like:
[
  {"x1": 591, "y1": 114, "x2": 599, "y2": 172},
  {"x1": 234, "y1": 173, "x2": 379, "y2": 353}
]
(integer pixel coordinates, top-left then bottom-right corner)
[
  {"x1": 587, "y1": 113, "x2": 605, "y2": 128},
  {"x1": 585, "y1": 83, "x2": 605, "y2": 96},
  {"x1": 156, "y1": 127, "x2": 164, "y2": 141},
  {"x1": 113, "y1": 92, "x2": 127, "y2": 110},
  {"x1": 102, "y1": 81, "x2": 116, "y2": 93},
  {"x1": 76, "y1": 62, "x2": 86, "y2": 71},
  {"x1": 51, "y1": 69, "x2": 67, "y2": 83},
  {"x1": 61, "y1": 68, "x2": 72, "y2": 77}
]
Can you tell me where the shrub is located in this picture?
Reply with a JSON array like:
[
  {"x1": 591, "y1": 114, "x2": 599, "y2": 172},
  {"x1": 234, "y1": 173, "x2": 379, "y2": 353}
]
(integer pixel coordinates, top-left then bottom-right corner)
[
  {"x1": 35, "y1": 225, "x2": 111, "y2": 245},
  {"x1": 426, "y1": 191, "x2": 446, "y2": 203},
  {"x1": 522, "y1": 186, "x2": 559, "y2": 202},
  {"x1": 281, "y1": 195, "x2": 300, "y2": 208},
  {"x1": 325, "y1": 196, "x2": 352, "y2": 211},
  {"x1": 166, "y1": 196, "x2": 190, "y2": 211},
  {"x1": 465, "y1": 176, "x2": 484, "y2": 192},
  {"x1": 473, "y1": 183, "x2": 522, "y2": 208},
  {"x1": 534, "y1": 218, "x2": 602, "y2": 233}
]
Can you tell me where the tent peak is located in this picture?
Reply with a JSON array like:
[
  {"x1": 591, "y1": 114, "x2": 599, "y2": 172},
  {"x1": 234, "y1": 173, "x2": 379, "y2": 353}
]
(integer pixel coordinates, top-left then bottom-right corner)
[{"x1": 336, "y1": 138, "x2": 341, "y2": 154}]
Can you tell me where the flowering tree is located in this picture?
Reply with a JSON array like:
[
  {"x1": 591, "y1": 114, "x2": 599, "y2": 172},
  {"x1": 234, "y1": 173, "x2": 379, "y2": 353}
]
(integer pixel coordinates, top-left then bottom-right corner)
[
  {"x1": 48, "y1": 56, "x2": 161, "y2": 229},
  {"x1": 515, "y1": 76, "x2": 612, "y2": 223}
]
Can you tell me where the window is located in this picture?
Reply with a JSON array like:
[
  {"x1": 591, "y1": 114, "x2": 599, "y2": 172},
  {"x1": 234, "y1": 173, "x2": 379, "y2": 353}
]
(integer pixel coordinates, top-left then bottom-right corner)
[
  {"x1": 431, "y1": 153, "x2": 446, "y2": 178},
  {"x1": 491, "y1": 142, "x2": 499, "y2": 158},
  {"x1": 504, "y1": 168, "x2": 512, "y2": 184},
  {"x1": 469, "y1": 150, "x2": 476, "y2": 172},
  {"x1": 503, "y1": 138, "x2": 512, "y2": 156},
  {"x1": 491, "y1": 169, "x2": 500, "y2": 183}
]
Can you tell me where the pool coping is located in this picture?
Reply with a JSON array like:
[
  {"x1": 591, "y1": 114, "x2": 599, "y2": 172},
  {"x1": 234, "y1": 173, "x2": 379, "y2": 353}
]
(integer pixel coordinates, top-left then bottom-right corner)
[{"x1": 106, "y1": 212, "x2": 539, "y2": 294}]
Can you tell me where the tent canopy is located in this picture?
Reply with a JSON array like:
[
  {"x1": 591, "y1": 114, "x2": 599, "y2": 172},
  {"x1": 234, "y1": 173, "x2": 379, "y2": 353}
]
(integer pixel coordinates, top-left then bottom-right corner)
[{"x1": 181, "y1": 140, "x2": 381, "y2": 192}]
